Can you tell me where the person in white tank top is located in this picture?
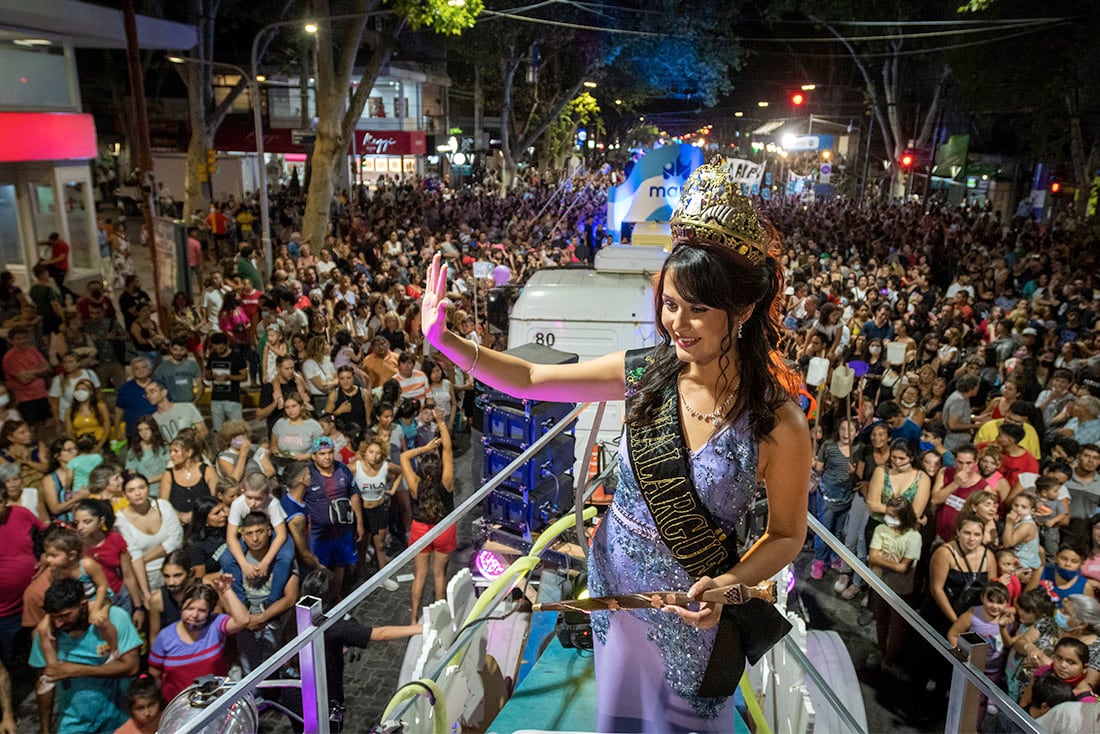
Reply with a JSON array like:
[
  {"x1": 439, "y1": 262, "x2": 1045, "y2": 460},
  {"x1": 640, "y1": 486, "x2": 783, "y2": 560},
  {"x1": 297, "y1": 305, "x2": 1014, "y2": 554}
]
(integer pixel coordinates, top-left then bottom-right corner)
[{"x1": 349, "y1": 437, "x2": 402, "y2": 591}]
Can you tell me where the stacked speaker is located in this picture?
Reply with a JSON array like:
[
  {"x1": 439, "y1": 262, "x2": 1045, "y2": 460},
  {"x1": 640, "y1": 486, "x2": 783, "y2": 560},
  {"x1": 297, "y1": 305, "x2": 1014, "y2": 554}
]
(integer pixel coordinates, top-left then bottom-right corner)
[{"x1": 481, "y1": 343, "x2": 577, "y2": 536}]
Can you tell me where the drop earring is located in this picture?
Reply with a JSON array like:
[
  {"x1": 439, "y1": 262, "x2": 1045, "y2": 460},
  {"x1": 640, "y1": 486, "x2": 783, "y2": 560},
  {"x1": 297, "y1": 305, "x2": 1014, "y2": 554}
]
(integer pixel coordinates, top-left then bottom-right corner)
[{"x1": 737, "y1": 321, "x2": 744, "y2": 339}]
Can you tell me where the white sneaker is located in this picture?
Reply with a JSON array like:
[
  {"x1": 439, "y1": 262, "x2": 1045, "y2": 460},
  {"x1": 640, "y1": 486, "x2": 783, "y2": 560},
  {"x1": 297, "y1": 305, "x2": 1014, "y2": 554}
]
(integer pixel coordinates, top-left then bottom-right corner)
[
  {"x1": 382, "y1": 577, "x2": 399, "y2": 592},
  {"x1": 833, "y1": 574, "x2": 851, "y2": 593}
]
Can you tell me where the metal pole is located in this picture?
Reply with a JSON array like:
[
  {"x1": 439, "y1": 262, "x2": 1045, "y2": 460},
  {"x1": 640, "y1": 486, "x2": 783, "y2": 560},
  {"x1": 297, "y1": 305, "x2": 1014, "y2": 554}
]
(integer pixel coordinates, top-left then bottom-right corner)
[
  {"x1": 295, "y1": 596, "x2": 330, "y2": 734},
  {"x1": 248, "y1": 11, "x2": 395, "y2": 279},
  {"x1": 250, "y1": 31, "x2": 273, "y2": 280},
  {"x1": 945, "y1": 632, "x2": 989, "y2": 734},
  {"x1": 860, "y1": 116, "x2": 874, "y2": 205},
  {"x1": 122, "y1": 0, "x2": 164, "y2": 321},
  {"x1": 575, "y1": 401, "x2": 606, "y2": 547}
]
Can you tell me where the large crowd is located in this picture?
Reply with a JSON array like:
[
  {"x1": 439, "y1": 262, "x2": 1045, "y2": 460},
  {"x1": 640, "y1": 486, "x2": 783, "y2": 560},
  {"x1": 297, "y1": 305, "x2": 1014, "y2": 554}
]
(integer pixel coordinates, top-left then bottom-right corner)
[
  {"x1": 773, "y1": 196, "x2": 1100, "y2": 729},
  {"x1": 0, "y1": 170, "x2": 1096, "y2": 732}
]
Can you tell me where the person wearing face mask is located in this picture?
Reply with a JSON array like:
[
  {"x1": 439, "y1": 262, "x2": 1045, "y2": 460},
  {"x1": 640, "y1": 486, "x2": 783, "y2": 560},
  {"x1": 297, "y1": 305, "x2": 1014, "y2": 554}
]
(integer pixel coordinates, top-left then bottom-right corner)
[
  {"x1": 865, "y1": 439, "x2": 930, "y2": 540},
  {"x1": 861, "y1": 339, "x2": 888, "y2": 403},
  {"x1": 75, "y1": 280, "x2": 116, "y2": 323},
  {"x1": 66, "y1": 380, "x2": 112, "y2": 450},
  {"x1": 148, "y1": 578, "x2": 250, "y2": 702},
  {"x1": 867, "y1": 496, "x2": 922, "y2": 676},
  {"x1": 1026, "y1": 545, "x2": 1099, "y2": 605}
]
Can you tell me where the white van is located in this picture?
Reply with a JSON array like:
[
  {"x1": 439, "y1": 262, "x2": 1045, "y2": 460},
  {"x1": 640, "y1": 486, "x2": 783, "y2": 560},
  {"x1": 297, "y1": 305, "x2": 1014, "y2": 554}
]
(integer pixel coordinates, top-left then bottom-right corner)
[{"x1": 508, "y1": 244, "x2": 668, "y2": 479}]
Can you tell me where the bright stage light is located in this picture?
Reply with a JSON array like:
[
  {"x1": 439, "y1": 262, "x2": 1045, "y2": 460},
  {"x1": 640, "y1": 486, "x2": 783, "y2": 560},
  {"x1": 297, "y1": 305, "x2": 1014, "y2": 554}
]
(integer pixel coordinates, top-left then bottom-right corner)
[{"x1": 474, "y1": 550, "x2": 507, "y2": 580}]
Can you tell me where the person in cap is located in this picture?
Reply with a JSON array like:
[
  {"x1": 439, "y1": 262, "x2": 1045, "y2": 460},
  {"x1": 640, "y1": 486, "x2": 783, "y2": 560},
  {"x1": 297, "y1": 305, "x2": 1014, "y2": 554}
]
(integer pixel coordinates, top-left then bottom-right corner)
[
  {"x1": 305, "y1": 436, "x2": 363, "y2": 594},
  {"x1": 419, "y1": 157, "x2": 811, "y2": 732}
]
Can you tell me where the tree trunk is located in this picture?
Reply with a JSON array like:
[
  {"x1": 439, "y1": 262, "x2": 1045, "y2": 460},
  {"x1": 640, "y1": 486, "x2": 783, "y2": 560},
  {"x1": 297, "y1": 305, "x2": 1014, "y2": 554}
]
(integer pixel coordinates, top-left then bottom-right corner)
[
  {"x1": 300, "y1": 0, "x2": 396, "y2": 247},
  {"x1": 1067, "y1": 94, "x2": 1100, "y2": 219},
  {"x1": 185, "y1": 127, "x2": 211, "y2": 217},
  {"x1": 302, "y1": 135, "x2": 340, "y2": 249},
  {"x1": 179, "y1": 0, "x2": 291, "y2": 220},
  {"x1": 498, "y1": 54, "x2": 520, "y2": 197}
]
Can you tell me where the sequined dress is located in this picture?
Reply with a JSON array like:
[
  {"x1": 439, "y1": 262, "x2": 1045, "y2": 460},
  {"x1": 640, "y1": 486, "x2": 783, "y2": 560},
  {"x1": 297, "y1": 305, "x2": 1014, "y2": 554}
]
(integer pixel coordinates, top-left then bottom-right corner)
[{"x1": 588, "y1": 410, "x2": 759, "y2": 733}]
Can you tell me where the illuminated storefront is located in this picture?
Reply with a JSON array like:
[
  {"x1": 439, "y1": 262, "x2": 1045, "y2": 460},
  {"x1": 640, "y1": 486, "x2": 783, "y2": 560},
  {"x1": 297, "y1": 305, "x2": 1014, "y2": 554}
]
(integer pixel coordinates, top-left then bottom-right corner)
[{"x1": 0, "y1": 2, "x2": 195, "y2": 288}]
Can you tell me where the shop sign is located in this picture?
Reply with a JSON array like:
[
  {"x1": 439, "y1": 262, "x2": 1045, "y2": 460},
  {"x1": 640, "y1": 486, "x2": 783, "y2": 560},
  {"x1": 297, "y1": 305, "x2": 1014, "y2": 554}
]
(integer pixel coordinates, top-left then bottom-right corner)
[{"x1": 0, "y1": 112, "x2": 96, "y2": 162}]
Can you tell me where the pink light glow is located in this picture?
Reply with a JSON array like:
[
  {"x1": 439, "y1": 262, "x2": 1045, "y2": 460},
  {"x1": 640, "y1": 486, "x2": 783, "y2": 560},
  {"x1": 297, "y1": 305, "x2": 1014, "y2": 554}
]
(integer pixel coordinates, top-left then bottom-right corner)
[
  {"x1": 0, "y1": 112, "x2": 96, "y2": 162},
  {"x1": 474, "y1": 550, "x2": 507, "y2": 579}
]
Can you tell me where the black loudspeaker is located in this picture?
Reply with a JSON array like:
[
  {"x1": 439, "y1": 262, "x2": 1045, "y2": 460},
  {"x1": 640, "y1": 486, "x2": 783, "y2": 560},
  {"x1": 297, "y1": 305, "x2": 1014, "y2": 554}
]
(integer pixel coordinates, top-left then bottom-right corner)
[{"x1": 482, "y1": 342, "x2": 578, "y2": 534}]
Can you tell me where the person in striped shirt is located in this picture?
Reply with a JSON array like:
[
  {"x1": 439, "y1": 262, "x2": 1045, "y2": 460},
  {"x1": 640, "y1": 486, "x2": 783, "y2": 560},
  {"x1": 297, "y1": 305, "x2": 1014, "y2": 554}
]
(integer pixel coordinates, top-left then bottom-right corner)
[{"x1": 147, "y1": 577, "x2": 249, "y2": 702}]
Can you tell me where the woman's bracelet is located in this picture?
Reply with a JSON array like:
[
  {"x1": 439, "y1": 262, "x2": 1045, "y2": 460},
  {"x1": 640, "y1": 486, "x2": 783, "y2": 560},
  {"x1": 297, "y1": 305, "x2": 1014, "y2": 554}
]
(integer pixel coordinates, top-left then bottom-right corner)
[{"x1": 466, "y1": 341, "x2": 480, "y2": 375}]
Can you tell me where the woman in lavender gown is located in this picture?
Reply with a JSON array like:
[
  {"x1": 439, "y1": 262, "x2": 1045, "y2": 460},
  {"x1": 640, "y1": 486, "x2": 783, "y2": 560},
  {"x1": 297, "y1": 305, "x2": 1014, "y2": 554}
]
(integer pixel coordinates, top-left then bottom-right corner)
[{"x1": 420, "y1": 159, "x2": 811, "y2": 733}]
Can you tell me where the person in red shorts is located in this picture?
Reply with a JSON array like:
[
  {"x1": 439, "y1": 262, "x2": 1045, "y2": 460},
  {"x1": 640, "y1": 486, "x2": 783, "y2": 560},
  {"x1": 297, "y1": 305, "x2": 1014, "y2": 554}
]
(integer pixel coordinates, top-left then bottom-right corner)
[{"x1": 399, "y1": 408, "x2": 454, "y2": 625}]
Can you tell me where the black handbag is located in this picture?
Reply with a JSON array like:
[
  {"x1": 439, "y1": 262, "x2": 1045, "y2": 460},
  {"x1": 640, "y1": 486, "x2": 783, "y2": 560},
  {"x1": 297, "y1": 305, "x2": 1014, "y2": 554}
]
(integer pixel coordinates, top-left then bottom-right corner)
[
  {"x1": 328, "y1": 497, "x2": 355, "y2": 526},
  {"x1": 698, "y1": 599, "x2": 793, "y2": 697}
]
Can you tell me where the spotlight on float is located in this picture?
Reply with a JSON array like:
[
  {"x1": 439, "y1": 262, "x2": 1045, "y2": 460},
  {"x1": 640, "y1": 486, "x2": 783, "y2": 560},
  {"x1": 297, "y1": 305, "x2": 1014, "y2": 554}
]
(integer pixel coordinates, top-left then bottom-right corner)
[
  {"x1": 473, "y1": 550, "x2": 507, "y2": 580},
  {"x1": 160, "y1": 676, "x2": 259, "y2": 733},
  {"x1": 556, "y1": 574, "x2": 591, "y2": 649}
]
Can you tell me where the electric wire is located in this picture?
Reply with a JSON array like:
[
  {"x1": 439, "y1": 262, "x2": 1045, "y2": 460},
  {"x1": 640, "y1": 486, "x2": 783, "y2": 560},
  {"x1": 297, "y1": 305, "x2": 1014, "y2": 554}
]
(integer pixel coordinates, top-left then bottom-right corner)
[
  {"x1": 771, "y1": 25, "x2": 1070, "y2": 59},
  {"x1": 480, "y1": 7, "x2": 1067, "y2": 44},
  {"x1": 515, "y1": 0, "x2": 1070, "y2": 25}
]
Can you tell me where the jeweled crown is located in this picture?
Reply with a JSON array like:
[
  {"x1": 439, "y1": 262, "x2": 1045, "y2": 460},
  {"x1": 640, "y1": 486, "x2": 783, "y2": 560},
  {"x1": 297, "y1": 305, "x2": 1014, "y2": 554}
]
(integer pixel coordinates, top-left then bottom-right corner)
[{"x1": 670, "y1": 157, "x2": 768, "y2": 264}]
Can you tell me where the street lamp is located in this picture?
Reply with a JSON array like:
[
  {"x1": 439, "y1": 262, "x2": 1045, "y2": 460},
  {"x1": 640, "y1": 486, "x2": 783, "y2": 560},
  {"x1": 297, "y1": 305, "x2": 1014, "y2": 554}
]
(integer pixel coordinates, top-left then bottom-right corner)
[
  {"x1": 167, "y1": 54, "x2": 258, "y2": 220},
  {"x1": 250, "y1": 12, "x2": 394, "y2": 276}
]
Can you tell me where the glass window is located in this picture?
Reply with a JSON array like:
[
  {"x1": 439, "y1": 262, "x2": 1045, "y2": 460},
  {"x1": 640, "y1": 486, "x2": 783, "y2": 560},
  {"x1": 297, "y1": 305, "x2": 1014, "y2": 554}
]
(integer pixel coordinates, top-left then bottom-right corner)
[
  {"x1": 26, "y1": 180, "x2": 58, "y2": 260},
  {"x1": 0, "y1": 44, "x2": 76, "y2": 110},
  {"x1": 62, "y1": 181, "x2": 91, "y2": 268}
]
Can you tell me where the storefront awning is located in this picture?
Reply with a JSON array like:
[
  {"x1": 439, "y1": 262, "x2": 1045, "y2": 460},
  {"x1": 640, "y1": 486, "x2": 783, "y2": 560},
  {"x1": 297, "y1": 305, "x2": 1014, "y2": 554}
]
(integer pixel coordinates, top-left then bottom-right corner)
[
  {"x1": 0, "y1": 112, "x2": 96, "y2": 162},
  {"x1": 0, "y1": 0, "x2": 197, "y2": 50}
]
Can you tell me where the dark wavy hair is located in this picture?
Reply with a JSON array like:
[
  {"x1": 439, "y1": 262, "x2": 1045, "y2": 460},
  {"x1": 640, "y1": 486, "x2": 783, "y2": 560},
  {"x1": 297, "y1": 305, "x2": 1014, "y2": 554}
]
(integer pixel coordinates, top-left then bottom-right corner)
[
  {"x1": 625, "y1": 241, "x2": 799, "y2": 441},
  {"x1": 187, "y1": 495, "x2": 222, "y2": 542},
  {"x1": 415, "y1": 451, "x2": 447, "y2": 520}
]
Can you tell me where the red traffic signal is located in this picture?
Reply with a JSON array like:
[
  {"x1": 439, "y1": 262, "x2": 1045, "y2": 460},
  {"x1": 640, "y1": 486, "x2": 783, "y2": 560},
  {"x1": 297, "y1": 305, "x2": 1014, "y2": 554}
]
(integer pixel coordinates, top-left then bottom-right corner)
[
  {"x1": 1051, "y1": 181, "x2": 1061, "y2": 193},
  {"x1": 900, "y1": 152, "x2": 914, "y2": 169},
  {"x1": 791, "y1": 92, "x2": 805, "y2": 106}
]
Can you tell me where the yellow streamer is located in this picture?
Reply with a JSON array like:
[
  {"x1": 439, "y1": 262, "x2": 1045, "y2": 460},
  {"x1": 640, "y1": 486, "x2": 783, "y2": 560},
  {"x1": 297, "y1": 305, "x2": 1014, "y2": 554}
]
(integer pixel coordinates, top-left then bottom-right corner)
[
  {"x1": 385, "y1": 505, "x2": 600, "y2": 723},
  {"x1": 380, "y1": 678, "x2": 447, "y2": 734},
  {"x1": 739, "y1": 671, "x2": 772, "y2": 734}
]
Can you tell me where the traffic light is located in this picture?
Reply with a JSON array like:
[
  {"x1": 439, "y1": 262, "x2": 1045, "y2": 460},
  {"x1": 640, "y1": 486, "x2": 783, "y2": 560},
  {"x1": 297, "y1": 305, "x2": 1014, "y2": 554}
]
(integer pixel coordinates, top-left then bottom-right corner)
[
  {"x1": 791, "y1": 92, "x2": 805, "y2": 106},
  {"x1": 1051, "y1": 181, "x2": 1061, "y2": 194},
  {"x1": 900, "y1": 151, "x2": 914, "y2": 169},
  {"x1": 206, "y1": 149, "x2": 217, "y2": 175}
]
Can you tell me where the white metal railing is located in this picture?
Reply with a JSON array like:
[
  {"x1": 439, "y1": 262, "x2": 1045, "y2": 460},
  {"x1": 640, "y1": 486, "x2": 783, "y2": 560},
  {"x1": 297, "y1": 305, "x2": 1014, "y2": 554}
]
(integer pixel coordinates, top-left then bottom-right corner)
[
  {"x1": 806, "y1": 513, "x2": 1042, "y2": 734},
  {"x1": 175, "y1": 402, "x2": 591, "y2": 734},
  {"x1": 174, "y1": 396, "x2": 1045, "y2": 734}
]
